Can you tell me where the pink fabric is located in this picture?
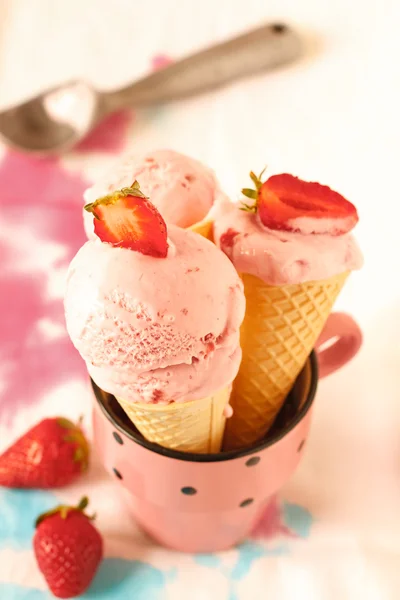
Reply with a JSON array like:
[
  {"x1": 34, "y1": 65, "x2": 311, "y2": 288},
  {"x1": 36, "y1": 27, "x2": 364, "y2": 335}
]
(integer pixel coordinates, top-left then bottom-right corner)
[
  {"x1": 0, "y1": 151, "x2": 88, "y2": 422},
  {"x1": 76, "y1": 110, "x2": 133, "y2": 153},
  {"x1": 0, "y1": 107, "x2": 132, "y2": 424}
]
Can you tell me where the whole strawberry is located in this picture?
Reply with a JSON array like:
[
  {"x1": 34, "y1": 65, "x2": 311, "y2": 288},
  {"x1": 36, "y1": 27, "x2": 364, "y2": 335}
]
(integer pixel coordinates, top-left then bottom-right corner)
[
  {"x1": 0, "y1": 417, "x2": 89, "y2": 488},
  {"x1": 34, "y1": 497, "x2": 103, "y2": 598}
]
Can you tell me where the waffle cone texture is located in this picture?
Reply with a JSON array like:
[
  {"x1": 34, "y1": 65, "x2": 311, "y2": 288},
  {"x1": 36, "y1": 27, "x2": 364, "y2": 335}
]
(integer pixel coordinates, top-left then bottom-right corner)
[
  {"x1": 223, "y1": 271, "x2": 349, "y2": 451},
  {"x1": 116, "y1": 387, "x2": 230, "y2": 453}
]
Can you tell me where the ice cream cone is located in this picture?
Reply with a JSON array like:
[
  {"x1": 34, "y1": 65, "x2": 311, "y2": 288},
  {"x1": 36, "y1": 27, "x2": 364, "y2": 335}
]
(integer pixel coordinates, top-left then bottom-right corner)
[
  {"x1": 223, "y1": 271, "x2": 348, "y2": 451},
  {"x1": 104, "y1": 217, "x2": 217, "y2": 453},
  {"x1": 189, "y1": 219, "x2": 214, "y2": 241},
  {"x1": 116, "y1": 387, "x2": 230, "y2": 453}
]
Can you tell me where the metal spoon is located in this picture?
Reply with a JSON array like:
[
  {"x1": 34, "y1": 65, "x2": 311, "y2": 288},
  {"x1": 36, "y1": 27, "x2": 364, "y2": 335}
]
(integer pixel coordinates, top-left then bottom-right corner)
[{"x1": 0, "y1": 23, "x2": 301, "y2": 155}]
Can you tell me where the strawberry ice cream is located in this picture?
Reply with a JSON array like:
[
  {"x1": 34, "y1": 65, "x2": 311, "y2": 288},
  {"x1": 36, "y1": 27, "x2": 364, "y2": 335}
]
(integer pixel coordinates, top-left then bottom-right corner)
[
  {"x1": 215, "y1": 171, "x2": 363, "y2": 451},
  {"x1": 214, "y1": 200, "x2": 363, "y2": 285},
  {"x1": 65, "y1": 225, "x2": 245, "y2": 404},
  {"x1": 83, "y1": 149, "x2": 227, "y2": 237},
  {"x1": 214, "y1": 173, "x2": 363, "y2": 285}
]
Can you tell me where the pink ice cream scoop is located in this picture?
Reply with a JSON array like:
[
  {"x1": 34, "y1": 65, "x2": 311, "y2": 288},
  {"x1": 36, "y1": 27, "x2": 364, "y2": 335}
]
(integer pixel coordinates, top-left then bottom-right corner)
[
  {"x1": 65, "y1": 225, "x2": 245, "y2": 404},
  {"x1": 83, "y1": 149, "x2": 227, "y2": 237},
  {"x1": 213, "y1": 173, "x2": 363, "y2": 284}
]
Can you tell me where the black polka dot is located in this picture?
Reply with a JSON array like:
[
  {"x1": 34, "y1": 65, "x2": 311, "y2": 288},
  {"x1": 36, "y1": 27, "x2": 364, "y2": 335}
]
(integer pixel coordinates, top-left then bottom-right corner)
[
  {"x1": 245, "y1": 456, "x2": 260, "y2": 467},
  {"x1": 240, "y1": 498, "x2": 254, "y2": 507},
  {"x1": 113, "y1": 431, "x2": 124, "y2": 445},
  {"x1": 113, "y1": 468, "x2": 123, "y2": 480},
  {"x1": 181, "y1": 486, "x2": 197, "y2": 496},
  {"x1": 297, "y1": 440, "x2": 306, "y2": 453},
  {"x1": 272, "y1": 23, "x2": 286, "y2": 34}
]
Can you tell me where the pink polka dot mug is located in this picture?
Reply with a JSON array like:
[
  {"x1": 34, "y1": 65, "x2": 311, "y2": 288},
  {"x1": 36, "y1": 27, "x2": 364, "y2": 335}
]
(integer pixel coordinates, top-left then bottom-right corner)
[{"x1": 92, "y1": 312, "x2": 362, "y2": 552}]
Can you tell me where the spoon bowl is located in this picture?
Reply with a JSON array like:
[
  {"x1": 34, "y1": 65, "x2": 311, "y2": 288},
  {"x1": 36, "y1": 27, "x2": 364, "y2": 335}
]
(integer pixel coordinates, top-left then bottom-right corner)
[{"x1": 0, "y1": 81, "x2": 98, "y2": 153}]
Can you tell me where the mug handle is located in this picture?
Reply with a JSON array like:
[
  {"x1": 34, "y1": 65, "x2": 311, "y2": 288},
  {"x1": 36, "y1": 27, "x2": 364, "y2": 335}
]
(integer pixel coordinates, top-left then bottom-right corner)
[{"x1": 315, "y1": 312, "x2": 362, "y2": 378}]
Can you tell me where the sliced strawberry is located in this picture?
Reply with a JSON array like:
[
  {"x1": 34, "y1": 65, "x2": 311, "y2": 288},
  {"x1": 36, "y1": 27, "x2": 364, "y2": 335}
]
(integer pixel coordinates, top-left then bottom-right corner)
[
  {"x1": 242, "y1": 171, "x2": 359, "y2": 235},
  {"x1": 220, "y1": 228, "x2": 240, "y2": 249},
  {"x1": 84, "y1": 181, "x2": 168, "y2": 257}
]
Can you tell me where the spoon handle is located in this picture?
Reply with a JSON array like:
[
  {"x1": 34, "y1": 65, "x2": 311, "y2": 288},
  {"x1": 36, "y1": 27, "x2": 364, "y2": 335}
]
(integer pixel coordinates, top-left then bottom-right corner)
[{"x1": 103, "y1": 23, "x2": 301, "y2": 111}]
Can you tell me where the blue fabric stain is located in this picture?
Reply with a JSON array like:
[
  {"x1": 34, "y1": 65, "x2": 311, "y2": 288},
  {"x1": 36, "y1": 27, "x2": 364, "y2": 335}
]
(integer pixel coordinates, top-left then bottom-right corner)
[
  {"x1": 0, "y1": 561, "x2": 168, "y2": 599},
  {"x1": 0, "y1": 491, "x2": 168, "y2": 600},
  {"x1": 0, "y1": 584, "x2": 47, "y2": 599},
  {"x1": 231, "y1": 541, "x2": 271, "y2": 581},
  {"x1": 0, "y1": 485, "x2": 313, "y2": 598},
  {"x1": 83, "y1": 558, "x2": 166, "y2": 599},
  {"x1": 282, "y1": 502, "x2": 313, "y2": 539},
  {"x1": 166, "y1": 567, "x2": 178, "y2": 582},
  {"x1": 194, "y1": 503, "x2": 314, "y2": 599},
  {"x1": 0, "y1": 489, "x2": 59, "y2": 550},
  {"x1": 194, "y1": 554, "x2": 223, "y2": 569}
]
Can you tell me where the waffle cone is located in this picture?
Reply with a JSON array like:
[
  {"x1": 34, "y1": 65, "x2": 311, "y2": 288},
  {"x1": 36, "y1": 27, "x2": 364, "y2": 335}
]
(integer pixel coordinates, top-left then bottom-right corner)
[
  {"x1": 188, "y1": 219, "x2": 214, "y2": 241},
  {"x1": 223, "y1": 271, "x2": 349, "y2": 451},
  {"x1": 116, "y1": 386, "x2": 230, "y2": 453}
]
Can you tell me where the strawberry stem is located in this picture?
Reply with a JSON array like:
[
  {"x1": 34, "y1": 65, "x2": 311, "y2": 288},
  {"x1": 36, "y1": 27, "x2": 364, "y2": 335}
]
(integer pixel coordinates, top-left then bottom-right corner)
[
  {"x1": 35, "y1": 496, "x2": 92, "y2": 527},
  {"x1": 77, "y1": 496, "x2": 89, "y2": 511},
  {"x1": 241, "y1": 188, "x2": 257, "y2": 200},
  {"x1": 84, "y1": 182, "x2": 148, "y2": 215},
  {"x1": 240, "y1": 202, "x2": 257, "y2": 213},
  {"x1": 74, "y1": 447, "x2": 85, "y2": 462},
  {"x1": 249, "y1": 171, "x2": 261, "y2": 189},
  {"x1": 60, "y1": 506, "x2": 69, "y2": 520},
  {"x1": 56, "y1": 417, "x2": 76, "y2": 429},
  {"x1": 240, "y1": 167, "x2": 268, "y2": 212},
  {"x1": 58, "y1": 416, "x2": 90, "y2": 472}
]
